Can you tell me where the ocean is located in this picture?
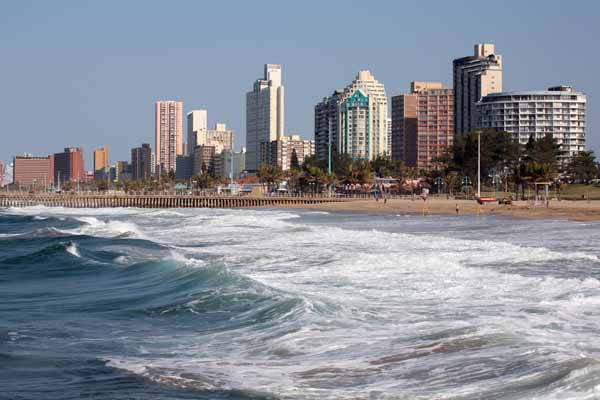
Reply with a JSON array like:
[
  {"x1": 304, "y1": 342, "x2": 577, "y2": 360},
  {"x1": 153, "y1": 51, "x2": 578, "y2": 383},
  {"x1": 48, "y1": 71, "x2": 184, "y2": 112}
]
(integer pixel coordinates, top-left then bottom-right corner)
[{"x1": 1, "y1": 206, "x2": 600, "y2": 399}]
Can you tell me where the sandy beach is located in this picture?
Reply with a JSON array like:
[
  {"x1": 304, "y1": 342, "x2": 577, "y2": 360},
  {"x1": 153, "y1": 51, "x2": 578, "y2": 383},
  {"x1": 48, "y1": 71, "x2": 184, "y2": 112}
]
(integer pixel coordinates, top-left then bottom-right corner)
[{"x1": 285, "y1": 198, "x2": 600, "y2": 222}]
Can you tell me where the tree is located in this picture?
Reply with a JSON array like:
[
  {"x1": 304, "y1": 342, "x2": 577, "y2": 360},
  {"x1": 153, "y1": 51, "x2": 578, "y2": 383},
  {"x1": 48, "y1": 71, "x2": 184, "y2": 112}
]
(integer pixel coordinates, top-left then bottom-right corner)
[
  {"x1": 258, "y1": 163, "x2": 283, "y2": 191},
  {"x1": 193, "y1": 174, "x2": 214, "y2": 189},
  {"x1": 566, "y1": 151, "x2": 598, "y2": 184},
  {"x1": 371, "y1": 154, "x2": 395, "y2": 177},
  {"x1": 97, "y1": 180, "x2": 108, "y2": 192},
  {"x1": 290, "y1": 148, "x2": 300, "y2": 172}
]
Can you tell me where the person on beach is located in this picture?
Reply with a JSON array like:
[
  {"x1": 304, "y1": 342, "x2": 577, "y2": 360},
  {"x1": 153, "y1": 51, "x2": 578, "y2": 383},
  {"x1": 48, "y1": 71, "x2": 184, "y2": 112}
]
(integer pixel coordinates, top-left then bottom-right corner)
[{"x1": 456, "y1": 203, "x2": 459, "y2": 215}]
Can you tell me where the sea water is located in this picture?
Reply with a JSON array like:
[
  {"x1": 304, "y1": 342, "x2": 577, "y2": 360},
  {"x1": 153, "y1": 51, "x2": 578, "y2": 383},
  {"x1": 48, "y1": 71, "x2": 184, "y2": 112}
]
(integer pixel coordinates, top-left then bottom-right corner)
[{"x1": 1, "y1": 206, "x2": 600, "y2": 399}]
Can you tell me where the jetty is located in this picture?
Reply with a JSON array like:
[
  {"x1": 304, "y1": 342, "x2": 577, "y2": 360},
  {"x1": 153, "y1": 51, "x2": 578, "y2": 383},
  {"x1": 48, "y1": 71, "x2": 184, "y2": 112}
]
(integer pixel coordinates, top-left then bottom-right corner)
[{"x1": 0, "y1": 193, "x2": 350, "y2": 209}]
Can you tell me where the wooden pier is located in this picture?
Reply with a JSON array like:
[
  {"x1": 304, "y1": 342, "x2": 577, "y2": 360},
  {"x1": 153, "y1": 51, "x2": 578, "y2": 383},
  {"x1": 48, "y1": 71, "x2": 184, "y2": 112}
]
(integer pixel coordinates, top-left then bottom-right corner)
[{"x1": 0, "y1": 193, "x2": 350, "y2": 209}]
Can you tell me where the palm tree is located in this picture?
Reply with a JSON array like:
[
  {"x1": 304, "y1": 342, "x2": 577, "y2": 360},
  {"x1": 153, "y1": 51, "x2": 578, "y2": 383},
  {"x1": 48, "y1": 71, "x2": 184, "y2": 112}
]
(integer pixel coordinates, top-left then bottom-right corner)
[
  {"x1": 258, "y1": 163, "x2": 283, "y2": 192},
  {"x1": 444, "y1": 172, "x2": 459, "y2": 197}
]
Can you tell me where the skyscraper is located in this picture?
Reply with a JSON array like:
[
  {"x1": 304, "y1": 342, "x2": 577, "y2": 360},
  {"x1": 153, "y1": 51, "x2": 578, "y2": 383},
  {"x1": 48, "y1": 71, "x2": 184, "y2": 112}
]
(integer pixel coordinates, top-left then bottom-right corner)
[
  {"x1": 187, "y1": 110, "x2": 208, "y2": 155},
  {"x1": 155, "y1": 101, "x2": 183, "y2": 173},
  {"x1": 93, "y1": 146, "x2": 109, "y2": 179},
  {"x1": 453, "y1": 43, "x2": 502, "y2": 136},
  {"x1": 315, "y1": 70, "x2": 388, "y2": 161},
  {"x1": 391, "y1": 82, "x2": 454, "y2": 168},
  {"x1": 131, "y1": 143, "x2": 152, "y2": 181},
  {"x1": 246, "y1": 64, "x2": 285, "y2": 171},
  {"x1": 54, "y1": 147, "x2": 84, "y2": 183},
  {"x1": 314, "y1": 91, "x2": 342, "y2": 164}
]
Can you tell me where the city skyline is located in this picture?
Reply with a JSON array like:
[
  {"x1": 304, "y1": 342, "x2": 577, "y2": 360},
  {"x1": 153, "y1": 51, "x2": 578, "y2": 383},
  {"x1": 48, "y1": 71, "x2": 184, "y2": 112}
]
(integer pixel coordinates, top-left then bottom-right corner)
[{"x1": 1, "y1": 1, "x2": 598, "y2": 170}]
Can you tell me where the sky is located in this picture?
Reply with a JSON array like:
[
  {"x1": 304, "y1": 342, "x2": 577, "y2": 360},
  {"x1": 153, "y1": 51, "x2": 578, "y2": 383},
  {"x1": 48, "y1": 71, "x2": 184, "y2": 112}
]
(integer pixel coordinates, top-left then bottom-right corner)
[{"x1": 1, "y1": 0, "x2": 599, "y2": 170}]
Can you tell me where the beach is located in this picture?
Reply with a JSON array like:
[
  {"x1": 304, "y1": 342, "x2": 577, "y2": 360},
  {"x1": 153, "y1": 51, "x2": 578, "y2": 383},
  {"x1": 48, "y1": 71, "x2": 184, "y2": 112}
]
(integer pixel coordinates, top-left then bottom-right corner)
[{"x1": 287, "y1": 197, "x2": 600, "y2": 221}]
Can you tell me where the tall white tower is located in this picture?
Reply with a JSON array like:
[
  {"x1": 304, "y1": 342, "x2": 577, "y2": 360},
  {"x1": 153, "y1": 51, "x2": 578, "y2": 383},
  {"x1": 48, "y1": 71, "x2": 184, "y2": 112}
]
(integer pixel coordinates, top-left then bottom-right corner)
[
  {"x1": 187, "y1": 110, "x2": 208, "y2": 155},
  {"x1": 245, "y1": 64, "x2": 285, "y2": 171}
]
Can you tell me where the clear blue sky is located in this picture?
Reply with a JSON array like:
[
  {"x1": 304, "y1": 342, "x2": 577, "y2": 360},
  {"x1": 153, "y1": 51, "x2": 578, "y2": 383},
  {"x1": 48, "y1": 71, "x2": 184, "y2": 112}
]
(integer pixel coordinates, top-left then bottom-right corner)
[{"x1": 1, "y1": 0, "x2": 598, "y2": 170}]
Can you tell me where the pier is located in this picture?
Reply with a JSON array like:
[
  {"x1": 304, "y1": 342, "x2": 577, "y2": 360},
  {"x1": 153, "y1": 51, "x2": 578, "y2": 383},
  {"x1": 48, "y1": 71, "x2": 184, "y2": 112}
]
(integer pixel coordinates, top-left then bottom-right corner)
[{"x1": 0, "y1": 193, "x2": 350, "y2": 209}]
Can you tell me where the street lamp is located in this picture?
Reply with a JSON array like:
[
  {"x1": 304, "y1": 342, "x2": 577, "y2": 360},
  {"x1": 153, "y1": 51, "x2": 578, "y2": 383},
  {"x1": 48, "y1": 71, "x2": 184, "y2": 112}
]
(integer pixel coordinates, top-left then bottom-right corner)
[
  {"x1": 462, "y1": 176, "x2": 471, "y2": 198},
  {"x1": 434, "y1": 176, "x2": 443, "y2": 195}
]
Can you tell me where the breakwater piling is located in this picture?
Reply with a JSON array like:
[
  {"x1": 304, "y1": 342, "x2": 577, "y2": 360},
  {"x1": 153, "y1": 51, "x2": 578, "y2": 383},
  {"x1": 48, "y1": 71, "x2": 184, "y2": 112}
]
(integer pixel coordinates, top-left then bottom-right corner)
[{"x1": 0, "y1": 193, "x2": 349, "y2": 209}]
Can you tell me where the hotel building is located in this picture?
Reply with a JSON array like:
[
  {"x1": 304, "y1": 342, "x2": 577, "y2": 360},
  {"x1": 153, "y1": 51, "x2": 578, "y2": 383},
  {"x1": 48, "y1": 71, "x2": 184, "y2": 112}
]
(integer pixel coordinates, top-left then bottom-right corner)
[
  {"x1": 246, "y1": 64, "x2": 285, "y2": 171},
  {"x1": 477, "y1": 86, "x2": 586, "y2": 158},
  {"x1": 391, "y1": 82, "x2": 454, "y2": 168},
  {"x1": 13, "y1": 155, "x2": 54, "y2": 187},
  {"x1": 453, "y1": 43, "x2": 502, "y2": 136},
  {"x1": 93, "y1": 146, "x2": 109, "y2": 179},
  {"x1": 314, "y1": 70, "x2": 388, "y2": 162},
  {"x1": 54, "y1": 147, "x2": 84, "y2": 183},
  {"x1": 155, "y1": 101, "x2": 184, "y2": 173},
  {"x1": 131, "y1": 143, "x2": 152, "y2": 181}
]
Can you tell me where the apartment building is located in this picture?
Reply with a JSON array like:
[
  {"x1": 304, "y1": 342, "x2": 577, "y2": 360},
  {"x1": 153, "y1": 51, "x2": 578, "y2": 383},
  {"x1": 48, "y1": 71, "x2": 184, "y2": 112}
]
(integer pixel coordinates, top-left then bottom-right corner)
[{"x1": 391, "y1": 82, "x2": 454, "y2": 168}]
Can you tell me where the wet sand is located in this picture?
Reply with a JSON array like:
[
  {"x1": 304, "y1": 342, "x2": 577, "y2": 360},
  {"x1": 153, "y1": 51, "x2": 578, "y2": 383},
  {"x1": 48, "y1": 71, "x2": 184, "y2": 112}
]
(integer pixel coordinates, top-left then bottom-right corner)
[{"x1": 283, "y1": 198, "x2": 600, "y2": 222}]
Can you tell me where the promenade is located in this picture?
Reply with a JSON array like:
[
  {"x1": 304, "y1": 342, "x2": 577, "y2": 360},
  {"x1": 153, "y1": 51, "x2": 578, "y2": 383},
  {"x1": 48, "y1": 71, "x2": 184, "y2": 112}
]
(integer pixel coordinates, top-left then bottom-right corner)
[{"x1": 0, "y1": 193, "x2": 350, "y2": 209}]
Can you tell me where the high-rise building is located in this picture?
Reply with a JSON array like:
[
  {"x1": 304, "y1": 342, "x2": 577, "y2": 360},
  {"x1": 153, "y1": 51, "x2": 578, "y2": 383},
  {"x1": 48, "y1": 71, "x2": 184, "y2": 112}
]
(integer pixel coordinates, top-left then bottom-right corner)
[
  {"x1": 214, "y1": 148, "x2": 246, "y2": 179},
  {"x1": 93, "y1": 146, "x2": 109, "y2": 179},
  {"x1": 196, "y1": 122, "x2": 234, "y2": 154},
  {"x1": 453, "y1": 43, "x2": 502, "y2": 136},
  {"x1": 131, "y1": 143, "x2": 152, "y2": 181},
  {"x1": 0, "y1": 160, "x2": 3, "y2": 187},
  {"x1": 387, "y1": 117, "x2": 392, "y2": 156},
  {"x1": 260, "y1": 135, "x2": 315, "y2": 171},
  {"x1": 314, "y1": 91, "x2": 342, "y2": 164},
  {"x1": 155, "y1": 101, "x2": 183, "y2": 173},
  {"x1": 246, "y1": 64, "x2": 285, "y2": 171},
  {"x1": 175, "y1": 155, "x2": 193, "y2": 180},
  {"x1": 315, "y1": 70, "x2": 388, "y2": 162},
  {"x1": 192, "y1": 145, "x2": 216, "y2": 176},
  {"x1": 54, "y1": 147, "x2": 84, "y2": 183},
  {"x1": 477, "y1": 86, "x2": 586, "y2": 158},
  {"x1": 114, "y1": 161, "x2": 132, "y2": 182},
  {"x1": 187, "y1": 110, "x2": 208, "y2": 154},
  {"x1": 13, "y1": 155, "x2": 54, "y2": 187},
  {"x1": 391, "y1": 82, "x2": 454, "y2": 168}
]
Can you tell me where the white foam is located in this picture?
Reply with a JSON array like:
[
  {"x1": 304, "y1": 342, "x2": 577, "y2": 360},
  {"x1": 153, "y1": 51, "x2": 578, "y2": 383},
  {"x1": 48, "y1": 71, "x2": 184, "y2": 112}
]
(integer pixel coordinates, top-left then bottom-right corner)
[
  {"x1": 65, "y1": 242, "x2": 81, "y2": 257},
  {"x1": 7, "y1": 206, "x2": 600, "y2": 398},
  {"x1": 70, "y1": 216, "x2": 144, "y2": 238},
  {"x1": 113, "y1": 255, "x2": 130, "y2": 264}
]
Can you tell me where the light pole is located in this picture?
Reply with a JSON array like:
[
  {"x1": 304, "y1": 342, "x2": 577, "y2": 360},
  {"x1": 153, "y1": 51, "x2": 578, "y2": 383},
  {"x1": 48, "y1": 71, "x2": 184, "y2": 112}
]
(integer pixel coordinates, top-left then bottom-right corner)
[
  {"x1": 462, "y1": 176, "x2": 471, "y2": 198},
  {"x1": 434, "y1": 176, "x2": 443, "y2": 195}
]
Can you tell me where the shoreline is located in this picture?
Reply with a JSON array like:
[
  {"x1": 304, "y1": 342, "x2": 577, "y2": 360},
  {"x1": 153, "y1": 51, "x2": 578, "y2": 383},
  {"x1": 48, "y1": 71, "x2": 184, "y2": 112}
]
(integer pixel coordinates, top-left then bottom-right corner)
[{"x1": 279, "y1": 198, "x2": 600, "y2": 222}]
